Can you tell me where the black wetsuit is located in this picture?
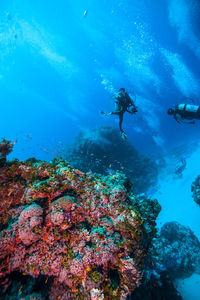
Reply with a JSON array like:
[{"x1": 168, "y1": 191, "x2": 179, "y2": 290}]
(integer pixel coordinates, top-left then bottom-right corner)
[{"x1": 110, "y1": 91, "x2": 137, "y2": 133}]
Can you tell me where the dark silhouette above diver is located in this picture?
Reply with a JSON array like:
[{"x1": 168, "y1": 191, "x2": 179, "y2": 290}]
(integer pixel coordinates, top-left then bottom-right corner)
[
  {"x1": 168, "y1": 104, "x2": 200, "y2": 124},
  {"x1": 101, "y1": 88, "x2": 138, "y2": 140}
]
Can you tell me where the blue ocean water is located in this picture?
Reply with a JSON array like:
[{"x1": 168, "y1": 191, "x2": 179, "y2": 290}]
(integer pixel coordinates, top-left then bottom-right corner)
[{"x1": 1, "y1": 0, "x2": 200, "y2": 298}]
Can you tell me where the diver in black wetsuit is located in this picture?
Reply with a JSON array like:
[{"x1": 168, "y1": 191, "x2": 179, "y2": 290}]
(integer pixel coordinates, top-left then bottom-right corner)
[
  {"x1": 168, "y1": 104, "x2": 200, "y2": 124},
  {"x1": 174, "y1": 157, "x2": 187, "y2": 178},
  {"x1": 101, "y1": 88, "x2": 138, "y2": 139}
]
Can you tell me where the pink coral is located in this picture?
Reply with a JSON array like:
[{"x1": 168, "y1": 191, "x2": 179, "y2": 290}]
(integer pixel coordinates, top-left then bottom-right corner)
[
  {"x1": 18, "y1": 204, "x2": 43, "y2": 245},
  {"x1": 0, "y1": 158, "x2": 160, "y2": 299}
]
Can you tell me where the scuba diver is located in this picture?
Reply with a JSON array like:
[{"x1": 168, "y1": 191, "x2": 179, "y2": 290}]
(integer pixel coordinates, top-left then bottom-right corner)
[
  {"x1": 174, "y1": 157, "x2": 187, "y2": 178},
  {"x1": 101, "y1": 88, "x2": 138, "y2": 140},
  {"x1": 168, "y1": 104, "x2": 200, "y2": 124}
]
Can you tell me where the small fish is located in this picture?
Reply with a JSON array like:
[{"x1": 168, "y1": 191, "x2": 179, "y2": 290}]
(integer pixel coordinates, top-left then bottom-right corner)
[
  {"x1": 8, "y1": 190, "x2": 14, "y2": 196},
  {"x1": 96, "y1": 247, "x2": 101, "y2": 251},
  {"x1": 83, "y1": 10, "x2": 88, "y2": 17},
  {"x1": 3, "y1": 217, "x2": 8, "y2": 224},
  {"x1": 13, "y1": 139, "x2": 17, "y2": 145},
  {"x1": 45, "y1": 277, "x2": 48, "y2": 284},
  {"x1": 82, "y1": 278, "x2": 85, "y2": 286},
  {"x1": 52, "y1": 153, "x2": 56, "y2": 155},
  {"x1": 10, "y1": 243, "x2": 15, "y2": 251},
  {"x1": 26, "y1": 134, "x2": 32, "y2": 140},
  {"x1": 34, "y1": 268, "x2": 38, "y2": 276},
  {"x1": 18, "y1": 285, "x2": 23, "y2": 292}
]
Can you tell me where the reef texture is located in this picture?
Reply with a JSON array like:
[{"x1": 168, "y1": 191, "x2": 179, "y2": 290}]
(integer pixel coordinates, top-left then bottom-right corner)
[
  {"x1": 151, "y1": 222, "x2": 200, "y2": 280},
  {"x1": 0, "y1": 138, "x2": 13, "y2": 168},
  {"x1": 191, "y1": 175, "x2": 200, "y2": 206},
  {"x1": 0, "y1": 141, "x2": 161, "y2": 299},
  {"x1": 60, "y1": 127, "x2": 158, "y2": 194}
]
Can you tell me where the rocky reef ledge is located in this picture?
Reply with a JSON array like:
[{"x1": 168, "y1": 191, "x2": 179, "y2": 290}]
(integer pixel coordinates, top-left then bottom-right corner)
[{"x1": 0, "y1": 140, "x2": 160, "y2": 299}]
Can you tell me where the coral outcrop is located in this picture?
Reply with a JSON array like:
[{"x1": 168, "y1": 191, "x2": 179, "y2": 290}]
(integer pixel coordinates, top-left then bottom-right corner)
[
  {"x1": 0, "y1": 138, "x2": 13, "y2": 167},
  {"x1": 60, "y1": 127, "x2": 158, "y2": 194},
  {"x1": 0, "y1": 141, "x2": 161, "y2": 299},
  {"x1": 151, "y1": 222, "x2": 200, "y2": 280},
  {"x1": 191, "y1": 175, "x2": 200, "y2": 206}
]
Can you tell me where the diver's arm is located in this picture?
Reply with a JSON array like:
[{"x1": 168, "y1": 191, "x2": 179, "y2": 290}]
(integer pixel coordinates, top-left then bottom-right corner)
[
  {"x1": 174, "y1": 113, "x2": 182, "y2": 124},
  {"x1": 174, "y1": 114, "x2": 195, "y2": 124},
  {"x1": 126, "y1": 108, "x2": 137, "y2": 114},
  {"x1": 126, "y1": 106, "x2": 138, "y2": 114}
]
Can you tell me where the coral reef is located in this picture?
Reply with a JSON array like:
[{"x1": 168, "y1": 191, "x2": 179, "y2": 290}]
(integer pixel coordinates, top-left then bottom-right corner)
[
  {"x1": 60, "y1": 127, "x2": 158, "y2": 194},
  {"x1": 191, "y1": 175, "x2": 200, "y2": 206},
  {"x1": 151, "y1": 222, "x2": 200, "y2": 280},
  {"x1": 0, "y1": 141, "x2": 161, "y2": 299},
  {"x1": 0, "y1": 138, "x2": 13, "y2": 167}
]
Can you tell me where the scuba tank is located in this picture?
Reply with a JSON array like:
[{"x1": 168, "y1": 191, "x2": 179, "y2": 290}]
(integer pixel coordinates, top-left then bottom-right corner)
[
  {"x1": 176, "y1": 104, "x2": 199, "y2": 113},
  {"x1": 177, "y1": 97, "x2": 199, "y2": 112}
]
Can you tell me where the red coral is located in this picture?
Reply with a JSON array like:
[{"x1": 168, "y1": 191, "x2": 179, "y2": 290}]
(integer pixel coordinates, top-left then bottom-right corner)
[{"x1": 0, "y1": 158, "x2": 160, "y2": 299}]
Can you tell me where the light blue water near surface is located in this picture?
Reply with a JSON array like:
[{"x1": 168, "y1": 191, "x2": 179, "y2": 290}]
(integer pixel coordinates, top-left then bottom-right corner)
[{"x1": 1, "y1": 0, "x2": 200, "y2": 298}]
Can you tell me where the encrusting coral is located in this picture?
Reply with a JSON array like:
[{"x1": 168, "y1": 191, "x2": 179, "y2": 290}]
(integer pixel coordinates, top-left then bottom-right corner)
[
  {"x1": 151, "y1": 222, "x2": 200, "y2": 280},
  {"x1": 0, "y1": 140, "x2": 160, "y2": 299},
  {"x1": 191, "y1": 175, "x2": 200, "y2": 206}
]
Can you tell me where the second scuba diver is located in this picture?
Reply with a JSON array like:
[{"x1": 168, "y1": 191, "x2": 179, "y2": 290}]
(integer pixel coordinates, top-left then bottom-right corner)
[
  {"x1": 101, "y1": 88, "x2": 138, "y2": 140},
  {"x1": 168, "y1": 104, "x2": 200, "y2": 124}
]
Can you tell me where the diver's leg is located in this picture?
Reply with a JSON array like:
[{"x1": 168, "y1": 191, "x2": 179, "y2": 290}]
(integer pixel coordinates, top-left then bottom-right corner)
[
  {"x1": 119, "y1": 113, "x2": 127, "y2": 139},
  {"x1": 101, "y1": 111, "x2": 119, "y2": 116},
  {"x1": 101, "y1": 101, "x2": 122, "y2": 116},
  {"x1": 119, "y1": 113, "x2": 124, "y2": 132}
]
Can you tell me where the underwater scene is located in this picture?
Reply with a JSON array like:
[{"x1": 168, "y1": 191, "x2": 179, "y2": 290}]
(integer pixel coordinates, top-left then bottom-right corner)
[{"x1": 1, "y1": 0, "x2": 200, "y2": 299}]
